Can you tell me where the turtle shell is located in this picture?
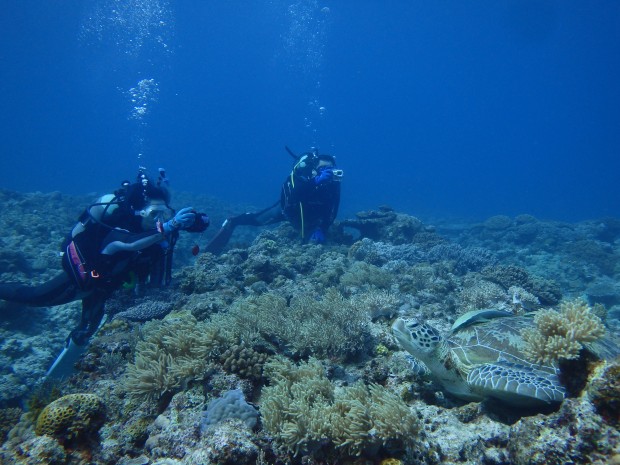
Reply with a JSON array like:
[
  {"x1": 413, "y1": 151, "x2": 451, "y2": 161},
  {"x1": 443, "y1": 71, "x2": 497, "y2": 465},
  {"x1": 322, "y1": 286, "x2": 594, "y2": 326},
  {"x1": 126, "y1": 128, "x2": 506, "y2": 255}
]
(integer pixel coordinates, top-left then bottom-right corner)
[{"x1": 446, "y1": 315, "x2": 558, "y2": 375}]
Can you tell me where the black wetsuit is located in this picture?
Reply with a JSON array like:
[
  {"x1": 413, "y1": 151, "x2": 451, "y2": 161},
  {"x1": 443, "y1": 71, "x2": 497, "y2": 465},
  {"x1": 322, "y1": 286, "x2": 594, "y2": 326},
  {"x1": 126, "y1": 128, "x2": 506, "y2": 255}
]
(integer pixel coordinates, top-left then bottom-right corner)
[
  {"x1": 204, "y1": 155, "x2": 340, "y2": 254},
  {"x1": 280, "y1": 160, "x2": 341, "y2": 240},
  {"x1": 0, "y1": 214, "x2": 175, "y2": 345}
]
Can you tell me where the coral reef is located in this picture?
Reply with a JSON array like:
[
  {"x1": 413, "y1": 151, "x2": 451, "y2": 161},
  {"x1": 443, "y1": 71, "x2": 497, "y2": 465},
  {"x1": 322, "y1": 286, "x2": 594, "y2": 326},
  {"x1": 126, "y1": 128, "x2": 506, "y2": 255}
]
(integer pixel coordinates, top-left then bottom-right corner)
[
  {"x1": 427, "y1": 243, "x2": 498, "y2": 274},
  {"x1": 459, "y1": 278, "x2": 507, "y2": 311},
  {"x1": 260, "y1": 357, "x2": 419, "y2": 458},
  {"x1": 24, "y1": 382, "x2": 63, "y2": 425},
  {"x1": 585, "y1": 278, "x2": 620, "y2": 307},
  {"x1": 122, "y1": 416, "x2": 153, "y2": 447},
  {"x1": 340, "y1": 206, "x2": 424, "y2": 244},
  {"x1": 113, "y1": 300, "x2": 174, "y2": 322},
  {"x1": 481, "y1": 263, "x2": 534, "y2": 289},
  {"x1": 413, "y1": 403, "x2": 509, "y2": 464},
  {"x1": 0, "y1": 190, "x2": 87, "y2": 284},
  {"x1": 507, "y1": 286, "x2": 540, "y2": 312},
  {"x1": 2, "y1": 434, "x2": 68, "y2": 465},
  {"x1": 566, "y1": 239, "x2": 616, "y2": 275},
  {"x1": 35, "y1": 393, "x2": 106, "y2": 442},
  {"x1": 347, "y1": 236, "x2": 497, "y2": 281},
  {"x1": 587, "y1": 359, "x2": 620, "y2": 426},
  {"x1": 123, "y1": 312, "x2": 224, "y2": 402},
  {"x1": 201, "y1": 389, "x2": 258, "y2": 430},
  {"x1": 457, "y1": 278, "x2": 541, "y2": 314},
  {"x1": 507, "y1": 396, "x2": 620, "y2": 464},
  {"x1": 144, "y1": 389, "x2": 260, "y2": 465},
  {"x1": 350, "y1": 289, "x2": 401, "y2": 320},
  {"x1": 220, "y1": 344, "x2": 269, "y2": 382},
  {"x1": 208, "y1": 288, "x2": 373, "y2": 360},
  {"x1": 481, "y1": 265, "x2": 562, "y2": 306},
  {"x1": 348, "y1": 238, "x2": 426, "y2": 266},
  {"x1": 483, "y1": 215, "x2": 513, "y2": 231},
  {"x1": 522, "y1": 299, "x2": 606, "y2": 364},
  {"x1": 340, "y1": 260, "x2": 394, "y2": 289},
  {"x1": 0, "y1": 407, "x2": 22, "y2": 443},
  {"x1": 1, "y1": 190, "x2": 619, "y2": 464}
]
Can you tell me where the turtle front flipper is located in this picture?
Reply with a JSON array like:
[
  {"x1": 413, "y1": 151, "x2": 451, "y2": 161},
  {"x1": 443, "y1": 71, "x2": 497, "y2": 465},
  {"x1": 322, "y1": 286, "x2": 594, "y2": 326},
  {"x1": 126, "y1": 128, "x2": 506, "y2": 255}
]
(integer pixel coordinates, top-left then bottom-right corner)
[{"x1": 467, "y1": 361, "x2": 565, "y2": 407}]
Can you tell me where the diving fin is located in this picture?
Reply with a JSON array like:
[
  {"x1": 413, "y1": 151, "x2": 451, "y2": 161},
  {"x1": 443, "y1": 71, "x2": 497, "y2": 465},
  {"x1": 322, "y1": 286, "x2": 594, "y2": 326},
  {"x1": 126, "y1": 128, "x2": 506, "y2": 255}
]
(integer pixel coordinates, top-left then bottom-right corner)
[
  {"x1": 45, "y1": 339, "x2": 87, "y2": 381},
  {"x1": 204, "y1": 213, "x2": 259, "y2": 255},
  {"x1": 228, "y1": 212, "x2": 263, "y2": 227},
  {"x1": 285, "y1": 145, "x2": 299, "y2": 160},
  {"x1": 203, "y1": 201, "x2": 282, "y2": 255},
  {"x1": 44, "y1": 315, "x2": 108, "y2": 381}
]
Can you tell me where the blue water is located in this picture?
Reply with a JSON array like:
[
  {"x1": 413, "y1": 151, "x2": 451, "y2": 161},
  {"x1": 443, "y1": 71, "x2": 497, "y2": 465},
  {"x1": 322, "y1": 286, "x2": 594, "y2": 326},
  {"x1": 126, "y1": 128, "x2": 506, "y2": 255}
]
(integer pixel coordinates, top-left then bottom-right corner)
[{"x1": 1, "y1": 1, "x2": 619, "y2": 222}]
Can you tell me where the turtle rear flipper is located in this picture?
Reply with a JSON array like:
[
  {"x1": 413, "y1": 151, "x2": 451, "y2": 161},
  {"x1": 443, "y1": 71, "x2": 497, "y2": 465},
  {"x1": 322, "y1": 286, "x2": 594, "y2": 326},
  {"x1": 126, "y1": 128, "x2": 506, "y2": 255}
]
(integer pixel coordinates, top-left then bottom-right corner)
[{"x1": 467, "y1": 361, "x2": 565, "y2": 406}]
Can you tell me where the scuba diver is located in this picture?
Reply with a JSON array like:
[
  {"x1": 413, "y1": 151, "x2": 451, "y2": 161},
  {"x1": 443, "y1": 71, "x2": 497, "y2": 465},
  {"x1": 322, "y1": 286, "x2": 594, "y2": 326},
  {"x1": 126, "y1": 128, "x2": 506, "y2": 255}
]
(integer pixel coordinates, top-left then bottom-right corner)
[
  {"x1": 205, "y1": 147, "x2": 342, "y2": 254},
  {"x1": 0, "y1": 167, "x2": 209, "y2": 379}
]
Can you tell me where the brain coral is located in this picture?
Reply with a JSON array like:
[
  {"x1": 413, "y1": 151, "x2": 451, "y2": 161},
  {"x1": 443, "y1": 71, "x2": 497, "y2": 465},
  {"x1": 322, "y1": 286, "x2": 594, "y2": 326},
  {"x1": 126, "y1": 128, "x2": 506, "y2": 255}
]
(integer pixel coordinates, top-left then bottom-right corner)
[
  {"x1": 221, "y1": 344, "x2": 269, "y2": 382},
  {"x1": 35, "y1": 393, "x2": 105, "y2": 441}
]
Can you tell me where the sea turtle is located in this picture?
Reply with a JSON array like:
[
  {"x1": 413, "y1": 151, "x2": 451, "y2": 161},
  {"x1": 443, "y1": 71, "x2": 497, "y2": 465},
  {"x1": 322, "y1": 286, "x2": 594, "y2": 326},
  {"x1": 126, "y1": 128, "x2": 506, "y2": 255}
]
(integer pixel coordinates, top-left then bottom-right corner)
[{"x1": 392, "y1": 311, "x2": 566, "y2": 407}]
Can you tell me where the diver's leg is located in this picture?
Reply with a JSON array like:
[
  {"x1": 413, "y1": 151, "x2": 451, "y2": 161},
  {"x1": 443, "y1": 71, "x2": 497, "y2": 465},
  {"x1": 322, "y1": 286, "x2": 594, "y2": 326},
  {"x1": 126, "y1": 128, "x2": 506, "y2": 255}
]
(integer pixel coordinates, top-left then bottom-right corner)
[
  {"x1": 46, "y1": 288, "x2": 111, "y2": 380},
  {"x1": 256, "y1": 207, "x2": 286, "y2": 226},
  {"x1": 69, "y1": 288, "x2": 110, "y2": 345},
  {"x1": 204, "y1": 201, "x2": 284, "y2": 254},
  {"x1": 247, "y1": 198, "x2": 284, "y2": 226},
  {"x1": 203, "y1": 219, "x2": 237, "y2": 254},
  {"x1": 0, "y1": 272, "x2": 77, "y2": 307}
]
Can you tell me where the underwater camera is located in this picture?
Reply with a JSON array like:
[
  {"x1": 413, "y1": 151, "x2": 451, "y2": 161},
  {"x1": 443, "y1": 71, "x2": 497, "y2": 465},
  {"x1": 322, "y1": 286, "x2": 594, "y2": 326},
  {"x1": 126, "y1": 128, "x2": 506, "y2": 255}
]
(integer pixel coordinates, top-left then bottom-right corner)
[
  {"x1": 186, "y1": 211, "x2": 210, "y2": 233},
  {"x1": 332, "y1": 169, "x2": 344, "y2": 180}
]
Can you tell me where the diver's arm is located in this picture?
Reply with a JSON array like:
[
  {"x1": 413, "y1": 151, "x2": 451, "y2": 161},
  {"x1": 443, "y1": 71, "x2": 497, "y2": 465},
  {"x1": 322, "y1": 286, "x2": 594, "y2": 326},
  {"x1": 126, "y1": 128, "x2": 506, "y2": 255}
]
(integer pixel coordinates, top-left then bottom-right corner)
[{"x1": 100, "y1": 229, "x2": 165, "y2": 255}]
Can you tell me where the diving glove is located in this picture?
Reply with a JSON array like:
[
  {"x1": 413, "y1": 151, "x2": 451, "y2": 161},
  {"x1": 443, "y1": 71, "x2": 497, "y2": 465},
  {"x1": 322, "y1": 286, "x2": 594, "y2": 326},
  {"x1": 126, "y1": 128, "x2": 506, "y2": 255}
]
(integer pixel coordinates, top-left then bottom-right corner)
[
  {"x1": 314, "y1": 169, "x2": 333, "y2": 185},
  {"x1": 164, "y1": 207, "x2": 196, "y2": 233},
  {"x1": 309, "y1": 227, "x2": 326, "y2": 244}
]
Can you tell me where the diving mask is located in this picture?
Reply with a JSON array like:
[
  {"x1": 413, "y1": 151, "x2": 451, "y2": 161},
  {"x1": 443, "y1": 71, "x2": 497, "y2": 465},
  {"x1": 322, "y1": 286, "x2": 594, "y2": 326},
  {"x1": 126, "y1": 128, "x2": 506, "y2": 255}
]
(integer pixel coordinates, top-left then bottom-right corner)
[{"x1": 138, "y1": 203, "x2": 174, "y2": 222}]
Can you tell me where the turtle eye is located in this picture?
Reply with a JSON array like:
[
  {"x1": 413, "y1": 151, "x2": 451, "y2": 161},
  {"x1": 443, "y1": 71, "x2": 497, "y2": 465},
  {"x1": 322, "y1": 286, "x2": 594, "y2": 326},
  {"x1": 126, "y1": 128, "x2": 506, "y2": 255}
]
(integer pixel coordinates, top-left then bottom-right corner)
[{"x1": 405, "y1": 319, "x2": 420, "y2": 330}]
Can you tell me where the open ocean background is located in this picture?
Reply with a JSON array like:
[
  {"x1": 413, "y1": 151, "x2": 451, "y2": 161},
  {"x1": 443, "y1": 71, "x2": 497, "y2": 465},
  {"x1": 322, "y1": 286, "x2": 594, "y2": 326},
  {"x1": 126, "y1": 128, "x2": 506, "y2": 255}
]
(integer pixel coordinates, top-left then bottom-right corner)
[{"x1": 1, "y1": 0, "x2": 619, "y2": 222}]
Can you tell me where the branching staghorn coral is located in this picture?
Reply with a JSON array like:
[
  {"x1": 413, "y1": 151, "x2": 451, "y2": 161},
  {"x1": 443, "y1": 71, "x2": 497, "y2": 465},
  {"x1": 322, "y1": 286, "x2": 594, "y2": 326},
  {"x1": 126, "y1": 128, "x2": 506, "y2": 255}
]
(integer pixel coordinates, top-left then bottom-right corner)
[
  {"x1": 260, "y1": 357, "x2": 419, "y2": 457},
  {"x1": 123, "y1": 312, "x2": 223, "y2": 402},
  {"x1": 522, "y1": 299, "x2": 606, "y2": 364},
  {"x1": 508, "y1": 285, "x2": 540, "y2": 313},
  {"x1": 459, "y1": 279, "x2": 507, "y2": 311},
  {"x1": 350, "y1": 289, "x2": 401, "y2": 320},
  {"x1": 340, "y1": 261, "x2": 393, "y2": 289}
]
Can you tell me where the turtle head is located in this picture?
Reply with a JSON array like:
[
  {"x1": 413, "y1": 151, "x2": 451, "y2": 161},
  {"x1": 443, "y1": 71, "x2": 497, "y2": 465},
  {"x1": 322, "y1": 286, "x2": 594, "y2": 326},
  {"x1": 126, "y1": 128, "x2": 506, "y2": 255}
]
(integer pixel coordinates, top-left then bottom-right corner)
[{"x1": 392, "y1": 318, "x2": 443, "y2": 362}]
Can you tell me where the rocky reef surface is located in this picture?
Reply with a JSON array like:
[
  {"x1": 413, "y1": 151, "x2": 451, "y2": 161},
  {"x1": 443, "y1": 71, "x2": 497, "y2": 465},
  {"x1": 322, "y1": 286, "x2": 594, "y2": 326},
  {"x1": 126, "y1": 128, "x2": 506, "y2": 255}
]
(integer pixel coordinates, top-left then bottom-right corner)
[{"x1": 1, "y1": 190, "x2": 619, "y2": 465}]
